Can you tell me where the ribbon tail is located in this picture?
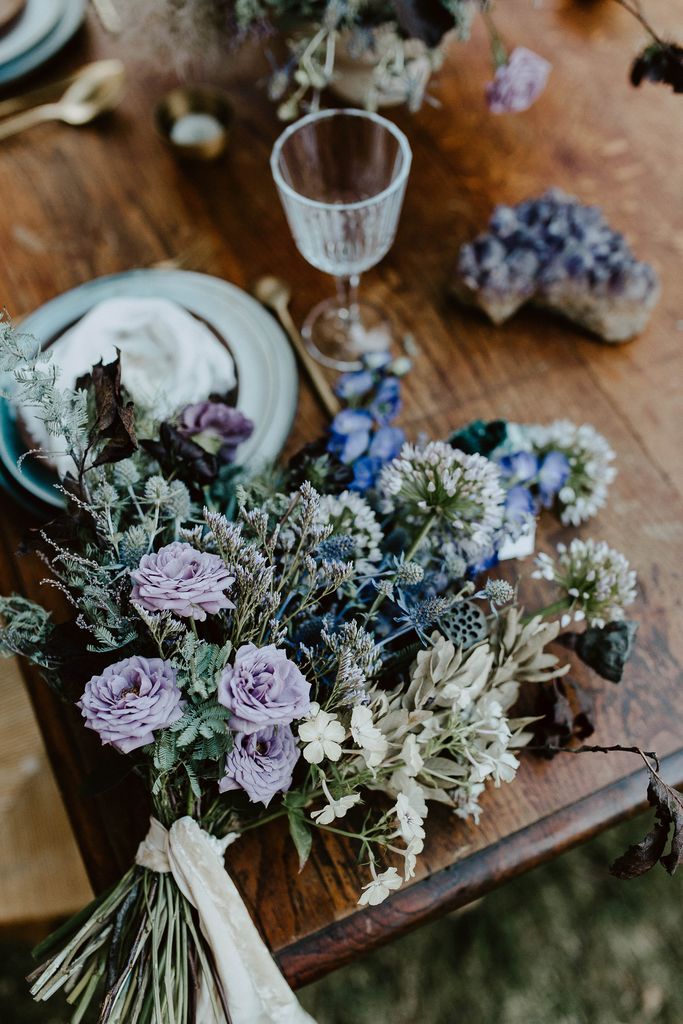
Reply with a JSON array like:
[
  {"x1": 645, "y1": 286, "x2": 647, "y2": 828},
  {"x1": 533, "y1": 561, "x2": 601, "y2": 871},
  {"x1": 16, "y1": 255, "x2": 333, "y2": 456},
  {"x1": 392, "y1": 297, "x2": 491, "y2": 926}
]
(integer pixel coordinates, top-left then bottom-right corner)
[{"x1": 168, "y1": 817, "x2": 317, "y2": 1024}]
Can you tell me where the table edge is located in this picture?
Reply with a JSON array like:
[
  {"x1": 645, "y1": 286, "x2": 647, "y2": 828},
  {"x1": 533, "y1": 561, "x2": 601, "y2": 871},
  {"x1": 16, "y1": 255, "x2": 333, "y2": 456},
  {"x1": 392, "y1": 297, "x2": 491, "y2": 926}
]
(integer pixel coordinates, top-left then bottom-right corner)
[{"x1": 278, "y1": 748, "x2": 683, "y2": 988}]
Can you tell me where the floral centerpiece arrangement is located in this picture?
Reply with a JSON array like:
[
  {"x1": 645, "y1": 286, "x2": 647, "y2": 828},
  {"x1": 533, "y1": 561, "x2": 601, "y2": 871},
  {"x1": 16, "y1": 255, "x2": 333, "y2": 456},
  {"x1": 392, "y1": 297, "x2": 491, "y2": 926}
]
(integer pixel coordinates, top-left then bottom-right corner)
[
  {"x1": 146, "y1": 0, "x2": 683, "y2": 118},
  {"x1": 0, "y1": 317, "x2": 676, "y2": 1024}
]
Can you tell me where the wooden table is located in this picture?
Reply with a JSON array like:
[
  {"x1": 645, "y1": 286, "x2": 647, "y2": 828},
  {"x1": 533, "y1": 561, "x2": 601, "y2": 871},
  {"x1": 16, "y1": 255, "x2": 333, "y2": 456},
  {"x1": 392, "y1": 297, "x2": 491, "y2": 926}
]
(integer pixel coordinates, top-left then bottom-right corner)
[{"x1": 0, "y1": 0, "x2": 682, "y2": 988}]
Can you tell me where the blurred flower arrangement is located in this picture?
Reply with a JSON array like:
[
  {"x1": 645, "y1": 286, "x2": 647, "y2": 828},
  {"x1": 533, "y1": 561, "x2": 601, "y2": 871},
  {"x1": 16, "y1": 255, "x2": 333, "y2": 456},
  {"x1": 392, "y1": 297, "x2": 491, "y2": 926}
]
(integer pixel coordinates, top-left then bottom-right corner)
[
  {"x1": 0, "y1": 318, "x2": 645, "y2": 1023},
  {"x1": 148, "y1": 0, "x2": 683, "y2": 118}
]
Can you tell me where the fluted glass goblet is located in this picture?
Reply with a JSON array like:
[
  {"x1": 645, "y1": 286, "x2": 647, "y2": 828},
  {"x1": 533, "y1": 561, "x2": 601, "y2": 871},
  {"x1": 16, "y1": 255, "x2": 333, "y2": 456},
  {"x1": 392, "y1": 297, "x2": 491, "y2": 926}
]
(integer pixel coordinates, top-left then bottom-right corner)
[{"x1": 271, "y1": 108, "x2": 412, "y2": 370}]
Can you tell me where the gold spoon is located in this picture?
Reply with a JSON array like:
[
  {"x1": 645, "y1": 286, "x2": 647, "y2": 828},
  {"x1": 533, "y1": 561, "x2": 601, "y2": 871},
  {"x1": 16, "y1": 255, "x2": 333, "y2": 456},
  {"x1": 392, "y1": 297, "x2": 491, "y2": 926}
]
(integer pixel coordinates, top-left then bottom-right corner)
[
  {"x1": 252, "y1": 276, "x2": 341, "y2": 420},
  {"x1": 0, "y1": 59, "x2": 126, "y2": 141}
]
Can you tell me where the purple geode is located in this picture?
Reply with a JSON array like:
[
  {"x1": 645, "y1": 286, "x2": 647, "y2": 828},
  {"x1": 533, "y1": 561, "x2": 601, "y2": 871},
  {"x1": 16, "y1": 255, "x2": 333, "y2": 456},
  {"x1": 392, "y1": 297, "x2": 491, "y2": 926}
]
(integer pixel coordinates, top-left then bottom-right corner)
[
  {"x1": 486, "y1": 47, "x2": 551, "y2": 115},
  {"x1": 217, "y1": 643, "x2": 311, "y2": 734},
  {"x1": 218, "y1": 725, "x2": 299, "y2": 805},
  {"x1": 77, "y1": 655, "x2": 183, "y2": 754},
  {"x1": 453, "y1": 190, "x2": 660, "y2": 341},
  {"x1": 130, "y1": 542, "x2": 235, "y2": 622},
  {"x1": 178, "y1": 401, "x2": 254, "y2": 463}
]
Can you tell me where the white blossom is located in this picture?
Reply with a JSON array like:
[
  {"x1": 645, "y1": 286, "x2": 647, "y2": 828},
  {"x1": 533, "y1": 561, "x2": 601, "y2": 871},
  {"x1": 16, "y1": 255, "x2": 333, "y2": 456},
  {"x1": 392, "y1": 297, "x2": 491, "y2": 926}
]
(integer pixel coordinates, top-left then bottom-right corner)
[
  {"x1": 533, "y1": 538, "x2": 637, "y2": 627},
  {"x1": 351, "y1": 705, "x2": 389, "y2": 768},
  {"x1": 395, "y1": 792, "x2": 426, "y2": 845},
  {"x1": 357, "y1": 866, "x2": 403, "y2": 906},
  {"x1": 310, "y1": 777, "x2": 361, "y2": 825},
  {"x1": 298, "y1": 703, "x2": 346, "y2": 764},
  {"x1": 378, "y1": 441, "x2": 505, "y2": 550},
  {"x1": 317, "y1": 491, "x2": 383, "y2": 575},
  {"x1": 399, "y1": 734, "x2": 424, "y2": 777}
]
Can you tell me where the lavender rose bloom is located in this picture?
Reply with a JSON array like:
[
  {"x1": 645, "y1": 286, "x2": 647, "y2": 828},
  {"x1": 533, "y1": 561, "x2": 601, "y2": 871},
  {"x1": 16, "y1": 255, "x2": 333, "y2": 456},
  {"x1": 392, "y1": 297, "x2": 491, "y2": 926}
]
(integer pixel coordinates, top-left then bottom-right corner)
[
  {"x1": 218, "y1": 643, "x2": 311, "y2": 734},
  {"x1": 77, "y1": 655, "x2": 183, "y2": 754},
  {"x1": 178, "y1": 401, "x2": 254, "y2": 463},
  {"x1": 486, "y1": 47, "x2": 551, "y2": 115},
  {"x1": 218, "y1": 725, "x2": 299, "y2": 805},
  {"x1": 131, "y1": 542, "x2": 235, "y2": 621}
]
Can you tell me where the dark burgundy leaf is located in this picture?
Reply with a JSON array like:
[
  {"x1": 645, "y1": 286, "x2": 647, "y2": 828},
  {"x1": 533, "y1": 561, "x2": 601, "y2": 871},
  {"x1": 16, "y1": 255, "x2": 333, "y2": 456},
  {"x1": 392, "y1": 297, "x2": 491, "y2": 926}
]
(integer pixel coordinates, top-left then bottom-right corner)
[
  {"x1": 77, "y1": 352, "x2": 137, "y2": 467},
  {"x1": 631, "y1": 42, "x2": 683, "y2": 94},
  {"x1": 141, "y1": 422, "x2": 218, "y2": 497},
  {"x1": 611, "y1": 765, "x2": 683, "y2": 879},
  {"x1": 531, "y1": 677, "x2": 594, "y2": 755}
]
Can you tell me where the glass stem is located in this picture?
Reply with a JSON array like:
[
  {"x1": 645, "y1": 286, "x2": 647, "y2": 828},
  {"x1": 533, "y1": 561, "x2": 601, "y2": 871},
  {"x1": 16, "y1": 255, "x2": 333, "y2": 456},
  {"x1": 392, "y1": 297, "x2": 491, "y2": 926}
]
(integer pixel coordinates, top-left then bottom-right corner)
[{"x1": 335, "y1": 273, "x2": 361, "y2": 326}]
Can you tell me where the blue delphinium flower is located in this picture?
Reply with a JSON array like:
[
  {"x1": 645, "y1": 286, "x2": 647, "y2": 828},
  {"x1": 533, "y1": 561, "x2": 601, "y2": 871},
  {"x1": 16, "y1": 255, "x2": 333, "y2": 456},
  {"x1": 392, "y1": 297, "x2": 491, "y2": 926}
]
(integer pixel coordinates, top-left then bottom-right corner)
[
  {"x1": 328, "y1": 409, "x2": 374, "y2": 464},
  {"x1": 335, "y1": 370, "x2": 375, "y2": 400},
  {"x1": 369, "y1": 377, "x2": 402, "y2": 425},
  {"x1": 504, "y1": 484, "x2": 536, "y2": 532},
  {"x1": 327, "y1": 354, "x2": 409, "y2": 493},
  {"x1": 537, "y1": 450, "x2": 570, "y2": 507},
  {"x1": 498, "y1": 450, "x2": 538, "y2": 484}
]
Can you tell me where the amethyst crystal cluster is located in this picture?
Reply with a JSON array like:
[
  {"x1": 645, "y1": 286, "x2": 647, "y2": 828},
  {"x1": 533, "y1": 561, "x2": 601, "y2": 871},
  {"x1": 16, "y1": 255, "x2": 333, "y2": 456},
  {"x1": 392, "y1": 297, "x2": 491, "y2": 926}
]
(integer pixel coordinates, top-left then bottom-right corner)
[{"x1": 454, "y1": 189, "x2": 660, "y2": 341}]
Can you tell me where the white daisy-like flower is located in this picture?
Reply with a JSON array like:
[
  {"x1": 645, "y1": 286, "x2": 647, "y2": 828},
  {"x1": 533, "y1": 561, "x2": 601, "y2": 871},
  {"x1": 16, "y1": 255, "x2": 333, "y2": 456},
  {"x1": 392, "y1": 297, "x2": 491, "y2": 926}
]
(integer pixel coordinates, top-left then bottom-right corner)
[
  {"x1": 310, "y1": 777, "x2": 361, "y2": 825},
  {"x1": 350, "y1": 705, "x2": 389, "y2": 768},
  {"x1": 532, "y1": 538, "x2": 637, "y2": 627},
  {"x1": 378, "y1": 441, "x2": 505, "y2": 551},
  {"x1": 317, "y1": 491, "x2": 383, "y2": 575},
  {"x1": 357, "y1": 866, "x2": 403, "y2": 906},
  {"x1": 395, "y1": 792, "x2": 426, "y2": 845},
  {"x1": 298, "y1": 703, "x2": 346, "y2": 764}
]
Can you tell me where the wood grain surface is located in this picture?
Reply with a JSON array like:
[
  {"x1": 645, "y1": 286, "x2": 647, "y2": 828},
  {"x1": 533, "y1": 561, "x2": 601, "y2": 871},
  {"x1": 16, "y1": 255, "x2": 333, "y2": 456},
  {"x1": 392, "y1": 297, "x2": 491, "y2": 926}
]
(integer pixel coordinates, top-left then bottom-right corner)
[{"x1": 0, "y1": 0, "x2": 681, "y2": 985}]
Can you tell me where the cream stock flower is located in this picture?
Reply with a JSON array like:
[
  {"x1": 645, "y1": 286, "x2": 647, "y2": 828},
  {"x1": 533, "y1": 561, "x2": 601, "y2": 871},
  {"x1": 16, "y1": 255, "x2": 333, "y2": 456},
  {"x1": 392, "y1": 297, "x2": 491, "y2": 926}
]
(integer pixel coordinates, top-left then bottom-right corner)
[{"x1": 350, "y1": 705, "x2": 388, "y2": 768}]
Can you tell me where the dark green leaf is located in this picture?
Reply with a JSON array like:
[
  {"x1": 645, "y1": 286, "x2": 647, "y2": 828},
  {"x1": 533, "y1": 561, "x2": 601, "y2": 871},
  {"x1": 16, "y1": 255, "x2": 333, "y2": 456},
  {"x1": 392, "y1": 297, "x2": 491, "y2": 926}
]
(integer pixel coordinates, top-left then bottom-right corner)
[{"x1": 287, "y1": 809, "x2": 312, "y2": 872}]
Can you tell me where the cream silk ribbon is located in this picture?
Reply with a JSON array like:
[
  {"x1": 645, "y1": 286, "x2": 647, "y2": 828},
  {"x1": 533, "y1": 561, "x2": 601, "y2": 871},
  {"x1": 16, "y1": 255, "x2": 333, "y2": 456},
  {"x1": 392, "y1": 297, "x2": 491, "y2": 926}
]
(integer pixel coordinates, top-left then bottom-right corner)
[{"x1": 135, "y1": 817, "x2": 317, "y2": 1024}]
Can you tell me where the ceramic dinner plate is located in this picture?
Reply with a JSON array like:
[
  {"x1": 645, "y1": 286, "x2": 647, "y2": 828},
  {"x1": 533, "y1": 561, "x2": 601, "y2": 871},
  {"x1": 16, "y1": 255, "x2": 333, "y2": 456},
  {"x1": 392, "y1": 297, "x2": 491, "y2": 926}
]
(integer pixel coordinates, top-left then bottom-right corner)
[
  {"x1": 0, "y1": 270, "x2": 298, "y2": 510},
  {"x1": 0, "y1": 0, "x2": 85, "y2": 85},
  {"x1": 0, "y1": 0, "x2": 27, "y2": 36},
  {"x1": 0, "y1": 0, "x2": 64, "y2": 65}
]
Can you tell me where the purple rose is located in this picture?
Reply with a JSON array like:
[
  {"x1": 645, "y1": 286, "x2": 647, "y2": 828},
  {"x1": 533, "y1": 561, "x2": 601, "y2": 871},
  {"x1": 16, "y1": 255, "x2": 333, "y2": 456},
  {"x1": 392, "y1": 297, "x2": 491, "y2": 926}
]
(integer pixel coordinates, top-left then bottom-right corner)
[
  {"x1": 486, "y1": 47, "x2": 551, "y2": 115},
  {"x1": 218, "y1": 725, "x2": 299, "y2": 805},
  {"x1": 178, "y1": 401, "x2": 254, "y2": 463},
  {"x1": 77, "y1": 655, "x2": 183, "y2": 754},
  {"x1": 217, "y1": 643, "x2": 311, "y2": 734},
  {"x1": 131, "y1": 542, "x2": 235, "y2": 621}
]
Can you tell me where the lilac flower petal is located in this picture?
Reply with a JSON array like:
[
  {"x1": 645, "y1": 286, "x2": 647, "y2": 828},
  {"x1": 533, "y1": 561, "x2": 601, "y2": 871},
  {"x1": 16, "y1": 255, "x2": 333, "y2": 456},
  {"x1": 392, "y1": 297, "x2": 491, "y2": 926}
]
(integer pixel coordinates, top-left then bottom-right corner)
[
  {"x1": 217, "y1": 642, "x2": 311, "y2": 734},
  {"x1": 486, "y1": 47, "x2": 552, "y2": 115},
  {"x1": 130, "y1": 542, "x2": 235, "y2": 621},
  {"x1": 77, "y1": 655, "x2": 183, "y2": 754},
  {"x1": 219, "y1": 725, "x2": 300, "y2": 806}
]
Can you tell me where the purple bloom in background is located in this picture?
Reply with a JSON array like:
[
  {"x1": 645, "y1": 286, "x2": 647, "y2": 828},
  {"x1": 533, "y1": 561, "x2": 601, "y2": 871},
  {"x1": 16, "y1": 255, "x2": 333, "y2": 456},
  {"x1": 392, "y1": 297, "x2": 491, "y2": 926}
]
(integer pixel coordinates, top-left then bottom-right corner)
[
  {"x1": 327, "y1": 408, "x2": 374, "y2": 464},
  {"x1": 498, "y1": 450, "x2": 539, "y2": 484},
  {"x1": 219, "y1": 725, "x2": 300, "y2": 805},
  {"x1": 77, "y1": 655, "x2": 183, "y2": 754},
  {"x1": 335, "y1": 369, "x2": 375, "y2": 400},
  {"x1": 369, "y1": 376, "x2": 402, "y2": 425},
  {"x1": 218, "y1": 643, "x2": 311, "y2": 734},
  {"x1": 538, "y1": 450, "x2": 570, "y2": 507},
  {"x1": 486, "y1": 47, "x2": 551, "y2": 114},
  {"x1": 131, "y1": 542, "x2": 235, "y2": 621},
  {"x1": 178, "y1": 401, "x2": 254, "y2": 463}
]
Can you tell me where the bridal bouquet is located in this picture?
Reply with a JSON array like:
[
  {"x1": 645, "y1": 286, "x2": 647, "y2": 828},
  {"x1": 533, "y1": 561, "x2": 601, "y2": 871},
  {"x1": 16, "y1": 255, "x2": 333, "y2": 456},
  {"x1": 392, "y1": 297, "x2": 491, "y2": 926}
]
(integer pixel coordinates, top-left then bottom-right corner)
[{"x1": 0, "y1": 320, "x2": 641, "y2": 1024}]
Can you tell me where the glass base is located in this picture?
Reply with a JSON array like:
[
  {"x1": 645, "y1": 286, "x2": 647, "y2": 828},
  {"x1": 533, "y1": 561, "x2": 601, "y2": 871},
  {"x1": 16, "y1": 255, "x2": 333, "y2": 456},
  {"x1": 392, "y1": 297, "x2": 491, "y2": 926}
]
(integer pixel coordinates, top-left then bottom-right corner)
[{"x1": 301, "y1": 297, "x2": 394, "y2": 371}]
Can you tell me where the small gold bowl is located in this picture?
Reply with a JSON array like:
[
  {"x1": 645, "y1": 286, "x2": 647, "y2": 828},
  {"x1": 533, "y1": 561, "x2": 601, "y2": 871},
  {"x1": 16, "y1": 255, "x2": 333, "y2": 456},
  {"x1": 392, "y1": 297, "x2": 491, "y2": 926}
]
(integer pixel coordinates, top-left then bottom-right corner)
[{"x1": 154, "y1": 86, "x2": 233, "y2": 161}]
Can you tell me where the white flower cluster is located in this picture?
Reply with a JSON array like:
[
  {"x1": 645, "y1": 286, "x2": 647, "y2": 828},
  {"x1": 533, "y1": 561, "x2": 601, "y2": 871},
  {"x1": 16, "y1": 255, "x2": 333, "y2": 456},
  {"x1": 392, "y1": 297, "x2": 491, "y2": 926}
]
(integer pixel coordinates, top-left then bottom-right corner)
[
  {"x1": 534, "y1": 538, "x2": 637, "y2": 628},
  {"x1": 317, "y1": 490, "x2": 383, "y2": 575},
  {"x1": 379, "y1": 441, "x2": 505, "y2": 550},
  {"x1": 521, "y1": 420, "x2": 616, "y2": 526}
]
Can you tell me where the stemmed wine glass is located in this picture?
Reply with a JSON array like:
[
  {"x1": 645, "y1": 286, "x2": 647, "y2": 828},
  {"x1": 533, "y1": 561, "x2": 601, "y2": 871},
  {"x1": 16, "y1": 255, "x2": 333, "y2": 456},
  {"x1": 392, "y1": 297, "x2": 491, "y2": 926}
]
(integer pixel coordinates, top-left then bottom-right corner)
[{"x1": 271, "y1": 108, "x2": 412, "y2": 370}]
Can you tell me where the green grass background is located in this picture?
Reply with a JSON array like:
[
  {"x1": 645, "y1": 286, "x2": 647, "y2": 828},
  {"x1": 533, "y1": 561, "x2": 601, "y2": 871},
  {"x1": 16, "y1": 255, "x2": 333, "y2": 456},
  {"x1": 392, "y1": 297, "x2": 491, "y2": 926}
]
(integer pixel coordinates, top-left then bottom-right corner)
[{"x1": 2, "y1": 817, "x2": 681, "y2": 1024}]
